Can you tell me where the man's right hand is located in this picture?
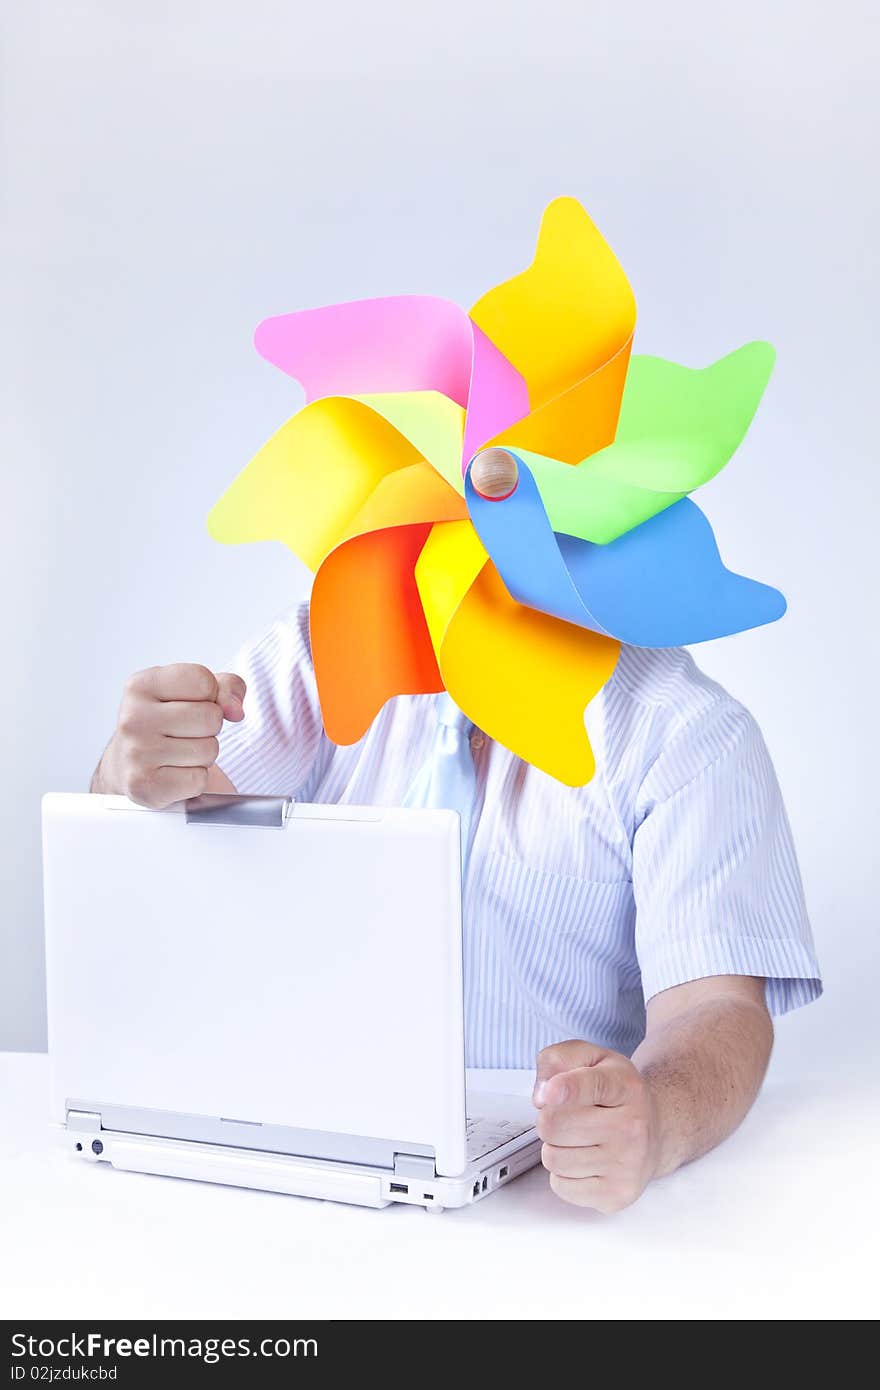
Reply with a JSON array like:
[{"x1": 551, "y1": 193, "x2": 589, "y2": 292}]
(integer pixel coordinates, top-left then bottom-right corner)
[{"x1": 92, "y1": 664, "x2": 246, "y2": 807}]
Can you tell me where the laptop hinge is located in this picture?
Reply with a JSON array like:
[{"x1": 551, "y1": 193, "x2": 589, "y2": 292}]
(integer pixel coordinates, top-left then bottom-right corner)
[
  {"x1": 184, "y1": 794, "x2": 293, "y2": 828},
  {"x1": 67, "y1": 1109, "x2": 102, "y2": 1133},
  {"x1": 393, "y1": 1152, "x2": 436, "y2": 1180}
]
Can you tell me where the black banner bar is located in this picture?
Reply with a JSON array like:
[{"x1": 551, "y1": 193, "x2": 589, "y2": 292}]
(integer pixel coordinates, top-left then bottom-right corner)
[{"x1": 4, "y1": 1320, "x2": 542, "y2": 1383}]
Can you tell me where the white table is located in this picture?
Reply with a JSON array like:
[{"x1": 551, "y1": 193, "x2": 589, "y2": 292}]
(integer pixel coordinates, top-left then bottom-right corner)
[{"x1": 2, "y1": 1050, "x2": 877, "y2": 1320}]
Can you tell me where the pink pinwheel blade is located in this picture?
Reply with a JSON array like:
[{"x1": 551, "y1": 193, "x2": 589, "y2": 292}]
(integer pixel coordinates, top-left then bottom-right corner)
[
  {"x1": 254, "y1": 298, "x2": 530, "y2": 473},
  {"x1": 254, "y1": 296, "x2": 474, "y2": 406},
  {"x1": 461, "y1": 324, "x2": 530, "y2": 473}
]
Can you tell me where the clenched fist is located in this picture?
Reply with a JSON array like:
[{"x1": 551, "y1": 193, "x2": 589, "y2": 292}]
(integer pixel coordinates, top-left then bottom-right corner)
[
  {"x1": 93, "y1": 664, "x2": 246, "y2": 808},
  {"x1": 533, "y1": 1040, "x2": 661, "y2": 1213}
]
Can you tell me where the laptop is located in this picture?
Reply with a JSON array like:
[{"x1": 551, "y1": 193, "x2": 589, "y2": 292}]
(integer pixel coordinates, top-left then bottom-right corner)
[{"x1": 41, "y1": 792, "x2": 541, "y2": 1210}]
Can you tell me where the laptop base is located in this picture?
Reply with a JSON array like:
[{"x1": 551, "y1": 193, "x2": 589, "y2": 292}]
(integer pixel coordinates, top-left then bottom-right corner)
[{"x1": 63, "y1": 1113, "x2": 542, "y2": 1212}]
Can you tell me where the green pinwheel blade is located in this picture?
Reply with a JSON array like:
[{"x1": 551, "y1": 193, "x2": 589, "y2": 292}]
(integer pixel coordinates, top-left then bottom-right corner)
[{"x1": 521, "y1": 341, "x2": 776, "y2": 543}]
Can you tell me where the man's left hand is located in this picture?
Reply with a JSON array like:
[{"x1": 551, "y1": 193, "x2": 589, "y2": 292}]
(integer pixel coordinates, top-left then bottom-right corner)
[{"x1": 533, "y1": 1040, "x2": 660, "y2": 1213}]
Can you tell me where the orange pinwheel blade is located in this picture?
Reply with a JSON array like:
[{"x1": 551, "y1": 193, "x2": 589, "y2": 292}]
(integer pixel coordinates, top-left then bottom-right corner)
[{"x1": 311, "y1": 462, "x2": 468, "y2": 743}]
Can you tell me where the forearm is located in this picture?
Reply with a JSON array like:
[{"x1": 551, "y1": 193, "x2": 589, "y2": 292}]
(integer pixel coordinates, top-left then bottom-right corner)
[{"x1": 632, "y1": 988, "x2": 774, "y2": 1178}]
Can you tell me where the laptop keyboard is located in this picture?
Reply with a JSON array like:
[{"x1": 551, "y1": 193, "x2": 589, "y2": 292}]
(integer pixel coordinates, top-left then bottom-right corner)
[{"x1": 465, "y1": 1115, "x2": 532, "y2": 1160}]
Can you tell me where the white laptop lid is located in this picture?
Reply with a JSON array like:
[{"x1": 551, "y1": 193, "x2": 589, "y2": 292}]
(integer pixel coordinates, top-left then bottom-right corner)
[{"x1": 42, "y1": 793, "x2": 467, "y2": 1175}]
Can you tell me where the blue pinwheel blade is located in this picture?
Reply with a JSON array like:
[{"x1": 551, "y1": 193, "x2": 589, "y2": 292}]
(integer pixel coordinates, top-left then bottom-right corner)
[
  {"x1": 465, "y1": 455, "x2": 605, "y2": 630},
  {"x1": 465, "y1": 453, "x2": 786, "y2": 647},
  {"x1": 556, "y1": 500, "x2": 786, "y2": 646}
]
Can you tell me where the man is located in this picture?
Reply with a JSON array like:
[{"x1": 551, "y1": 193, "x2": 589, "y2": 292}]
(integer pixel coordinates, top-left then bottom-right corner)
[{"x1": 91, "y1": 601, "x2": 820, "y2": 1214}]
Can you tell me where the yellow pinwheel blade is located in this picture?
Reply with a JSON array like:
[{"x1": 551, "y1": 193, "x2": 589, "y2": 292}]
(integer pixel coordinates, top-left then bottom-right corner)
[
  {"x1": 207, "y1": 397, "x2": 425, "y2": 571},
  {"x1": 469, "y1": 197, "x2": 636, "y2": 464},
  {"x1": 415, "y1": 520, "x2": 620, "y2": 786},
  {"x1": 489, "y1": 345, "x2": 632, "y2": 463},
  {"x1": 354, "y1": 391, "x2": 466, "y2": 494}
]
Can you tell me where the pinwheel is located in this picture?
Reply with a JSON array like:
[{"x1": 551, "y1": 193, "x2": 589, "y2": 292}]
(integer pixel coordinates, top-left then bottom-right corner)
[{"x1": 208, "y1": 197, "x2": 784, "y2": 785}]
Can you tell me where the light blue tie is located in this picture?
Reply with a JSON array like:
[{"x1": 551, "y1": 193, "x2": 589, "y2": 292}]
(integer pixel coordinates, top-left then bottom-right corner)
[{"x1": 403, "y1": 693, "x2": 477, "y2": 876}]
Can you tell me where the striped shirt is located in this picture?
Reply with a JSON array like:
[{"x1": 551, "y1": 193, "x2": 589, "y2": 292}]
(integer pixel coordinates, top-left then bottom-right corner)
[{"x1": 216, "y1": 602, "x2": 821, "y2": 1067}]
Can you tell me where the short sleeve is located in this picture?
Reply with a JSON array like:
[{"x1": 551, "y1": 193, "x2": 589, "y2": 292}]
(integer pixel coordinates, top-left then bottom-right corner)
[
  {"x1": 215, "y1": 602, "x2": 331, "y2": 797},
  {"x1": 632, "y1": 702, "x2": 821, "y2": 1016}
]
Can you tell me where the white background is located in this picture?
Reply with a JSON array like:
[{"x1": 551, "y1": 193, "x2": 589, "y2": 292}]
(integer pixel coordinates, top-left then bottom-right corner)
[{"x1": 2, "y1": 0, "x2": 877, "y2": 1107}]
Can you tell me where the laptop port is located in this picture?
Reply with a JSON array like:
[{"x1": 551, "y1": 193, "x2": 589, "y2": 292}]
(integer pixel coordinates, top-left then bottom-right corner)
[
  {"x1": 472, "y1": 1180, "x2": 481, "y2": 1197},
  {"x1": 481, "y1": 1175, "x2": 488, "y2": 1191},
  {"x1": 499, "y1": 1166, "x2": 508, "y2": 1179},
  {"x1": 423, "y1": 1193, "x2": 434, "y2": 1201},
  {"x1": 390, "y1": 1182, "x2": 408, "y2": 1194}
]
